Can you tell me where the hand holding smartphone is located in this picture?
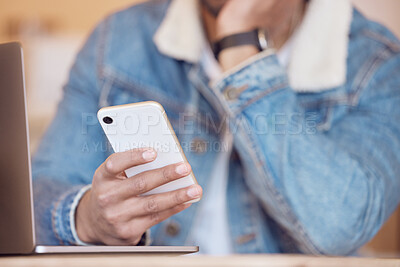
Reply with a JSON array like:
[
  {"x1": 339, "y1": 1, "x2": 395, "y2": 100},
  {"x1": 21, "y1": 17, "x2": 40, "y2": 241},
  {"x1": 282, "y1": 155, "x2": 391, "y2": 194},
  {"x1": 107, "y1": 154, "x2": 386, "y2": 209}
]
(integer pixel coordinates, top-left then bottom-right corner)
[
  {"x1": 97, "y1": 101, "x2": 201, "y2": 202},
  {"x1": 75, "y1": 102, "x2": 202, "y2": 245}
]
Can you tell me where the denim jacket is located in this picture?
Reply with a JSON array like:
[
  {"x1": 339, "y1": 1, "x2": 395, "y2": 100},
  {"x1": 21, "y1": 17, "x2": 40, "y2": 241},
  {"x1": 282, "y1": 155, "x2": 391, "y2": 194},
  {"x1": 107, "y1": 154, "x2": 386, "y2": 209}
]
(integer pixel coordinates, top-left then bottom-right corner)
[{"x1": 32, "y1": 0, "x2": 400, "y2": 255}]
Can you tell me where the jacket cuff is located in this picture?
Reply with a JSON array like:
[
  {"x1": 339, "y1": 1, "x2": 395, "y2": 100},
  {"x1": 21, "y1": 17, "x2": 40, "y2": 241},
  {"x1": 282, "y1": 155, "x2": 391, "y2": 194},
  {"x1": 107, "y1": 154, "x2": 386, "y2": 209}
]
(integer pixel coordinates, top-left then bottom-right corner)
[
  {"x1": 212, "y1": 51, "x2": 289, "y2": 115},
  {"x1": 70, "y1": 184, "x2": 92, "y2": 245},
  {"x1": 52, "y1": 185, "x2": 90, "y2": 245}
]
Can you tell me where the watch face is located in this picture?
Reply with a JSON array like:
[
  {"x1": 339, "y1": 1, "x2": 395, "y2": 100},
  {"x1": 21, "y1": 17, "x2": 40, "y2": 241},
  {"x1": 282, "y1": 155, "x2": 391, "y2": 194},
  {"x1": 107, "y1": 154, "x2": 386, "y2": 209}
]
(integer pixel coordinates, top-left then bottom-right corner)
[{"x1": 257, "y1": 29, "x2": 270, "y2": 51}]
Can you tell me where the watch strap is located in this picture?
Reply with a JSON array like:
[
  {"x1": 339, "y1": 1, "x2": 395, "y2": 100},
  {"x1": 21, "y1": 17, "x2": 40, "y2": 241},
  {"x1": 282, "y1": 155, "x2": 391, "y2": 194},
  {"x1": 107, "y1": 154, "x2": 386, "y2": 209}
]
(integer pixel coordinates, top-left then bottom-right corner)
[{"x1": 212, "y1": 29, "x2": 265, "y2": 59}]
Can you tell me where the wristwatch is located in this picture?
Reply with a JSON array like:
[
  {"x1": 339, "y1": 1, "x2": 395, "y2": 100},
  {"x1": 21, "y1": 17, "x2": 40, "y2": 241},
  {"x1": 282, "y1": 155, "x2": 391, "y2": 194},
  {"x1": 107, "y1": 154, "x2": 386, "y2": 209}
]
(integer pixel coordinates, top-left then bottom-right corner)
[{"x1": 212, "y1": 28, "x2": 272, "y2": 60}]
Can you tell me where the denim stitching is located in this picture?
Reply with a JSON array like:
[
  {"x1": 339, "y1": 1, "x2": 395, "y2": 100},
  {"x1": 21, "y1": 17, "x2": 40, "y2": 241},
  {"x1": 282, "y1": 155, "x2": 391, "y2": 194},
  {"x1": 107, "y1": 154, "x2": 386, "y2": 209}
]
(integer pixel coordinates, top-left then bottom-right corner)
[
  {"x1": 237, "y1": 123, "x2": 322, "y2": 254},
  {"x1": 351, "y1": 48, "x2": 392, "y2": 106},
  {"x1": 300, "y1": 97, "x2": 350, "y2": 109},
  {"x1": 103, "y1": 65, "x2": 220, "y2": 134},
  {"x1": 210, "y1": 55, "x2": 324, "y2": 252},
  {"x1": 356, "y1": 31, "x2": 400, "y2": 113},
  {"x1": 187, "y1": 64, "x2": 231, "y2": 137},
  {"x1": 249, "y1": 192, "x2": 265, "y2": 252},
  {"x1": 97, "y1": 17, "x2": 110, "y2": 81},
  {"x1": 52, "y1": 190, "x2": 73, "y2": 245},
  {"x1": 51, "y1": 187, "x2": 83, "y2": 245},
  {"x1": 212, "y1": 71, "x2": 323, "y2": 253},
  {"x1": 363, "y1": 30, "x2": 400, "y2": 53},
  {"x1": 238, "y1": 81, "x2": 289, "y2": 113},
  {"x1": 96, "y1": 17, "x2": 111, "y2": 109},
  {"x1": 188, "y1": 64, "x2": 227, "y2": 118},
  {"x1": 316, "y1": 106, "x2": 333, "y2": 132},
  {"x1": 51, "y1": 200, "x2": 65, "y2": 245},
  {"x1": 98, "y1": 76, "x2": 114, "y2": 108},
  {"x1": 102, "y1": 66, "x2": 187, "y2": 113},
  {"x1": 212, "y1": 49, "x2": 276, "y2": 89}
]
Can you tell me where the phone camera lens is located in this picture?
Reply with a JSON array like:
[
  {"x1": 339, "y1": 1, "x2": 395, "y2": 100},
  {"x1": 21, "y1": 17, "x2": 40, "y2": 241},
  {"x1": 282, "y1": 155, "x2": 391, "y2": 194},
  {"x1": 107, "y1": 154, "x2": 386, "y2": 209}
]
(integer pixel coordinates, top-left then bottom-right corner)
[{"x1": 103, "y1": 116, "x2": 113, "y2": 124}]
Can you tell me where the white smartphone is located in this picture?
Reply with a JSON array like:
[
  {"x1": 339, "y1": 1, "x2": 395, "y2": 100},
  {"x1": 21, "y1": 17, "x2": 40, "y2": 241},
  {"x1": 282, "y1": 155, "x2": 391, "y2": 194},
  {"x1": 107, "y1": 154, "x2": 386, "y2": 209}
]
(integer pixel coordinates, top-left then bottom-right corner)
[{"x1": 97, "y1": 101, "x2": 200, "y2": 202}]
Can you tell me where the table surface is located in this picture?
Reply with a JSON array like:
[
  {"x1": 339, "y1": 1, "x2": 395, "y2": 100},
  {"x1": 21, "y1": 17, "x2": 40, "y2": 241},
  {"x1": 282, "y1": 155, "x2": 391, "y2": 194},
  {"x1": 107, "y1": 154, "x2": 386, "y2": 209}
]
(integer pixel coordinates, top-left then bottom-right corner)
[{"x1": 1, "y1": 254, "x2": 400, "y2": 267}]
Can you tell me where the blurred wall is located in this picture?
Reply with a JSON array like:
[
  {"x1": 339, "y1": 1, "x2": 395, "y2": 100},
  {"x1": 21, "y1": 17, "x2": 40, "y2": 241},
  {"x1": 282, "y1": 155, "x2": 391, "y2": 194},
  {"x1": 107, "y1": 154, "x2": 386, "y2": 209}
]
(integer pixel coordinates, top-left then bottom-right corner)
[
  {"x1": 1, "y1": 0, "x2": 399, "y2": 40},
  {"x1": 0, "y1": 0, "x2": 145, "y2": 150},
  {"x1": 353, "y1": 0, "x2": 400, "y2": 38},
  {"x1": 0, "y1": 0, "x2": 144, "y2": 41}
]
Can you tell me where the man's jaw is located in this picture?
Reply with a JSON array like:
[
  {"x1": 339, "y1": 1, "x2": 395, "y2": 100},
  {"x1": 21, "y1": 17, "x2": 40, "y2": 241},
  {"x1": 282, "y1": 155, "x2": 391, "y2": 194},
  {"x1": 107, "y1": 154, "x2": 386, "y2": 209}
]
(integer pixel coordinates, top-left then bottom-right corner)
[{"x1": 201, "y1": 0, "x2": 228, "y2": 16}]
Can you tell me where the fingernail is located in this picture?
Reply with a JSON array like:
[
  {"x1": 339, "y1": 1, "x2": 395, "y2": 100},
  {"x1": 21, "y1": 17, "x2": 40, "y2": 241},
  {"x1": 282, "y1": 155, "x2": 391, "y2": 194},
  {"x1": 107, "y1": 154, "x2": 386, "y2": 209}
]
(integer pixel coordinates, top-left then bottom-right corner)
[
  {"x1": 142, "y1": 150, "x2": 156, "y2": 161},
  {"x1": 176, "y1": 163, "x2": 188, "y2": 175},
  {"x1": 187, "y1": 185, "x2": 200, "y2": 198}
]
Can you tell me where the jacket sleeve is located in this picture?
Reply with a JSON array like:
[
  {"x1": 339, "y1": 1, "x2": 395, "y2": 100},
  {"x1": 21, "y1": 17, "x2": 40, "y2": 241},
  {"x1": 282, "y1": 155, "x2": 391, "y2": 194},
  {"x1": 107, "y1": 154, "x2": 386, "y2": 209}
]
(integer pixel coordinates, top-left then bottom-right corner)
[
  {"x1": 211, "y1": 51, "x2": 400, "y2": 255},
  {"x1": 32, "y1": 21, "x2": 108, "y2": 245}
]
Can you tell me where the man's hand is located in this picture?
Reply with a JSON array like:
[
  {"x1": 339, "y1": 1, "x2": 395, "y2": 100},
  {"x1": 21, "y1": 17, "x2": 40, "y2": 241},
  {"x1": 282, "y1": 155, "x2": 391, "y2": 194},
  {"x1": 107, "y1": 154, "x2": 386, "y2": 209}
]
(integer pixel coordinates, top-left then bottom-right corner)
[
  {"x1": 75, "y1": 148, "x2": 202, "y2": 245},
  {"x1": 212, "y1": 0, "x2": 305, "y2": 70}
]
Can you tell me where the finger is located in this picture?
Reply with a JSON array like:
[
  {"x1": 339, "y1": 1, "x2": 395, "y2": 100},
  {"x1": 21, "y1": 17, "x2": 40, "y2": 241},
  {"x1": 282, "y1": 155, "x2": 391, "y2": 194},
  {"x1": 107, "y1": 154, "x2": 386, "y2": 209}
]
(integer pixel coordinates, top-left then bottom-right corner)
[
  {"x1": 118, "y1": 162, "x2": 192, "y2": 198},
  {"x1": 132, "y1": 203, "x2": 192, "y2": 235},
  {"x1": 100, "y1": 148, "x2": 157, "y2": 178},
  {"x1": 121, "y1": 184, "x2": 202, "y2": 218}
]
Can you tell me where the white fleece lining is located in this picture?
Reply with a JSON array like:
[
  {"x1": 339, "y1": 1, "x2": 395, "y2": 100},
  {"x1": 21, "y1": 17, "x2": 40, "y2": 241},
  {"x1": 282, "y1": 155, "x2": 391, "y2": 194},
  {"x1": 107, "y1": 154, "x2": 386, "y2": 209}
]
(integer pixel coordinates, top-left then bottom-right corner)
[
  {"x1": 153, "y1": 0, "x2": 353, "y2": 92},
  {"x1": 153, "y1": 0, "x2": 205, "y2": 63},
  {"x1": 288, "y1": 0, "x2": 353, "y2": 91}
]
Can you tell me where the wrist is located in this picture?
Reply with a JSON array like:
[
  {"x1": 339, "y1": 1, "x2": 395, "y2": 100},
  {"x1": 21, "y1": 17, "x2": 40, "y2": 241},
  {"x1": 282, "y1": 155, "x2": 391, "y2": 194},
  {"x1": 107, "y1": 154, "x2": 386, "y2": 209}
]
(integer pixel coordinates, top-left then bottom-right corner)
[
  {"x1": 214, "y1": 28, "x2": 272, "y2": 71},
  {"x1": 216, "y1": 17, "x2": 254, "y2": 40},
  {"x1": 75, "y1": 190, "x2": 97, "y2": 244},
  {"x1": 219, "y1": 46, "x2": 259, "y2": 71}
]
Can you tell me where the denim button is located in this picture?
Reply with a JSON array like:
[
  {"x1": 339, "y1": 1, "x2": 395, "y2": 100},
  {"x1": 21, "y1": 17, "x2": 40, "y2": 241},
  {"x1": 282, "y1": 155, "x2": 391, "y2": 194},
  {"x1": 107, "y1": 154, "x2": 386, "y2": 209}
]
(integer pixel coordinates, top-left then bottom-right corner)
[
  {"x1": 190, "y1": 138, "x2": 207, "y2": 154},
  {"x1": 236, "y1": 233, "x2": 256, "y2": 244},
  {"x1": 223, "y1": 85, "x2": 249, "y2": 101},
  {"x1": 223, "y1": 86, "x2": 238, "y2": 100},
  {"x1": 165, "y1": 221, "x2": 180, "y2": 237}
]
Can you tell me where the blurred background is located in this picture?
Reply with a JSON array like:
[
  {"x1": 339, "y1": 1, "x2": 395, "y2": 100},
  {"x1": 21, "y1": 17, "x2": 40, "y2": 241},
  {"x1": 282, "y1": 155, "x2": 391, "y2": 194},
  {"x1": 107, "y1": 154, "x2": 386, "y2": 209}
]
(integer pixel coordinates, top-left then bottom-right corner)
[{"x1": 1, "y1": 0, "x2": 399, "y2": 257}]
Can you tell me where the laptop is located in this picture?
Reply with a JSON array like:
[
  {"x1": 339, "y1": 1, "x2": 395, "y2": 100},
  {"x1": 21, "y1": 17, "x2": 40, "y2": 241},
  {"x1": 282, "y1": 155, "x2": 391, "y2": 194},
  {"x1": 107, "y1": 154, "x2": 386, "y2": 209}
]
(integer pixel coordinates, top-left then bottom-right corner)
[{"x1": 0, "y1": 42, "x2": 198, "y2": 255}]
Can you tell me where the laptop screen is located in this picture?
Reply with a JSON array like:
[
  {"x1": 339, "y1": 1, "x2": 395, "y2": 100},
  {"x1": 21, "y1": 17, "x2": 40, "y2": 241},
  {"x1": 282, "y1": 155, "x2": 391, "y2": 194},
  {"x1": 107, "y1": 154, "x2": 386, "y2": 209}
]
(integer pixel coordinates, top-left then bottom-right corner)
[{"x1": 0, "y1": 42, "x2": 35, "y2": 254}]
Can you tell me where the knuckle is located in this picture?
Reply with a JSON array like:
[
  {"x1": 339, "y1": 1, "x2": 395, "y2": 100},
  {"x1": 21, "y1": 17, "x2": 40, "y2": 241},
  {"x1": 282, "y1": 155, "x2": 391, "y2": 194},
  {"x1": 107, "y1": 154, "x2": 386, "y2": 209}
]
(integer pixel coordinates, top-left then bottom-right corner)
[
  {"x1": 173, "y1": 191, "x2": 184, "y2": 204},
  {"x1": 161, "y1": 167, "x2": 171, "y2": 183},
  {"x1": 103, "y1": 210, "x2": 120, "y2": 225},
  {"x1": 144, "y1": 198, "x2": 159, "y2": 213},
  {"x1": 97, "y1": 192, "x2": 113, "y2": 208},
  {"x1": 129, "y1": 149, "x2": 140, "y2": 162},
  {"x1": 116, "y1": 226, "x2": 132, "y2": 241},
  {"x1": 104, "y1": 156, "x2": 116, "y2": 174},
  {"x1": 150, "y1": 212, "x2": 160, "y2": 223},
  {"x1": 133, "y1": 176, "x2": 147, "y2": 194}
]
